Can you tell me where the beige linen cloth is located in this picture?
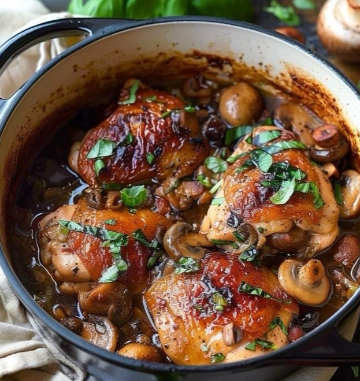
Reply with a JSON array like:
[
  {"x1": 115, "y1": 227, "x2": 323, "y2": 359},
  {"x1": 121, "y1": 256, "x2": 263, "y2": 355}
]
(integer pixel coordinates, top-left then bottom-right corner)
[{"x1": 0, "y1": 1, "x2": 358, "y2": 380}]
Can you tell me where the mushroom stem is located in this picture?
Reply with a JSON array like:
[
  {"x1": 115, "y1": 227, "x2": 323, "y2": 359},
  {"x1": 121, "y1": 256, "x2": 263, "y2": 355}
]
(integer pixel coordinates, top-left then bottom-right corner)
[{"x1": 298, "y1": 259, "x2": 326, "y2": 286}]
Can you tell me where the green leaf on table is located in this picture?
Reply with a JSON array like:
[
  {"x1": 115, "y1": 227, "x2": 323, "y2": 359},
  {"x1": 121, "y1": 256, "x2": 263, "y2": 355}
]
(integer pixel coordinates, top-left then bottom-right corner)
[
  {"x1": 292, "y1": 0, "x2": 316, "y2": 10},
  {"x1": 68, "y1": 0, "x2": 126, "y2": 17},
  {"x1": 190, "y1": 0, "x2": 253, "y2": 21},
  {"x1": 264, "y1": 0, "x2": 300, "y2": 26},
  {"x1": 125, "y1": 0, "x2": 188, "y2": 18}
]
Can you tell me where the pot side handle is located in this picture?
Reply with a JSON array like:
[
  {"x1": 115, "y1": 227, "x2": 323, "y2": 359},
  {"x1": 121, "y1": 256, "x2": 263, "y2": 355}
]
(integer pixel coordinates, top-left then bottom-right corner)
[
  {"x1": 0, "y1": 17, "x2": 134, "y2": 110},
  {"x1": 267, "y1": 325, "x2": 360, "y2": 367}
]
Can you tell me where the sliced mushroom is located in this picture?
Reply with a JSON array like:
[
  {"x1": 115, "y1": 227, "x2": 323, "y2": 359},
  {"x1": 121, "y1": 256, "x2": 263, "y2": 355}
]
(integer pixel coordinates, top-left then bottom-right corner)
[
  {"x1": 202, "y1": 115, "x2": 227, "y2": 147},
  {"x1": 80, "y1": 315, "x2": 119, "y2": 351},
  {"x1": 310, "y1": 124, "x2": 349, "y2": 163},
  {"x1": 338, "y1": 169, "x2": 360, "y2": 218},
  {"x1": 278, "y1": 259, "x2": 331, "y2": 306},
  {"x1": 219, "y1": 82, "x2": 264, "y2": 126},
  {"x1": 273, "y1": 102, "x2": 322, "y2": 146},
  {"x1": 163, "y1": 222, "x2": 211, "y2": 261},
  {"x1": 78, "y1": 282, "x2": 132, "y2": 326},
  {"x1": 118, "y1": 343, "x2": 164, "y2": 362},
  {"x1": 86, "y1": 189, "x2": 105, "y2": 210},
  {"x1": 183, "y1": 75, "x2": 212, "y2": 98},
  {"x1": 317, "y1": 0, "x2": 360, "y2": 62},
  {"x1": 222, "y1": 322, "x2": 243, "y2": 347},
  {"x1": 267, "y1": 227, "x2": 308, "y2": 253},
  {"x1": 333, "y1": 234, "x2": 360, "y2": 268}
]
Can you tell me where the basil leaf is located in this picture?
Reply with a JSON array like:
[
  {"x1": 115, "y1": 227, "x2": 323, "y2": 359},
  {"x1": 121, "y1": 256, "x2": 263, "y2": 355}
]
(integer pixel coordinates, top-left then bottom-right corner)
[
  {"x1": 146, "y1": 152, "x2": 155, "y2": 165},
  {"x1": 211, "y1": 197, "x2": 224, "y2": 206},
  {"x1": 252, "y1": 130, "x2": 281, "y2": 146},
  {"x1": 233, "y1": 231, "x2": 246, "y2": 242},
  {"x1": 174, "y1": 257, "x2": 200, "y2": 274},
  {"x1": 197, "y1": 174, "x2": 212, "y2": 188},
  {"x1": 225, "y1": 125, "x2": 253, "y2": 145},
  {"x1": 133, "y1": 229, "x2": 162, "y2": 251},
  {"x1": 245, "y1": 339, "x2": 277, "y2": 351},
  {"x1": 270, "y1": 177, "x2": 296, "y2": 205},
  {"x1": 87, "y1": 139, "x2": 117, "y2": 159},
  {"x1": 292, "y1": 0, "x2": 316, "y2": 10},
  {"x1": 263, "y1": 140, "x2": 308, "y2": 155},
  {"x1": 269, "y1": 317, "x2": 288, "y2": 336},
  {"x1": 164, "y1": 178, "x2": 180, "y2": 194},
  {"x1": 68, "y1": 0, "x2": 126, "y2": 17},
  {"x1": 94, "y1": 159, "x2": 105, "y2": 177},
  {"x1": 310, "y1": 182, "x2": 325, "y2": 209},
  {"x1": 239, "y1": 281, "x2": 284, "y2": 303},
  {"x1": 264, "y1": 0, "x2": 300, "y2": 26},
  {"x1": 191, "y1": 0, "x2": 253, "y2": 21},
  {"x1": 99, "y1": 264, "x2": 120, "y2": 283},
  {"x1": 209, "y1": 180, "x2": 222, "y2": 194},
  {"x1": 125, "y1": 134, "x2": 134, "y2": 145},
  {"x1": 210, "y1": 239, "x2": 239, "y2": 249},
  {"x1": 351, "y1": 366, "x2": 359, "y2": 378},
  {"x1": 104, "y1": 219, "x2": 116, "y2": 225},
  {"x1": 121, "y1": 185, "x2": 147, "y2": 207},
  {"x1": 119, "y1": 79, "x2": 140, "y2": 105},
  {"x1": 227, "y1": 152, "x2": 247, "y2": 164},
  {"x1": 250, "y1": 149, "x2": 273, "y2": 173},
  {"x1": 333, "y1": 182, "x2": 344, "y2": 206},
  {"x1": 205, "y1": 156, "x2": 228, "y2": 174},
  {"x1": 211, "y1": 292, "x2": 228, "y2": 311},
  {"x1": 210, "y1": 353, "x2": 225, "y2": 363}
]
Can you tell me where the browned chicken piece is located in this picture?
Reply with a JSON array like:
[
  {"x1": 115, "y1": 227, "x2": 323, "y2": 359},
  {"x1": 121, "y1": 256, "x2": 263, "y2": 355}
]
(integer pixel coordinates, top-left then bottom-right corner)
[
  {"x1": 145, "y1": 252, "x2": 298, "y2": 365},
  {"x1": 69, "y1": 80, "x2": 209, "y2": 187},
  {"x1": 39, "y1": 197, "x2": 172, "y2": 293}
]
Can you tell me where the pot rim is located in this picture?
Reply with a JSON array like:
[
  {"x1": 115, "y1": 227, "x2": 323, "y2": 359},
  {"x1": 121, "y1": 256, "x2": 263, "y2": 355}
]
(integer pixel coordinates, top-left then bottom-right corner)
[{"x1": 1, "y1": 15, "x2": 360, "y2": 373}]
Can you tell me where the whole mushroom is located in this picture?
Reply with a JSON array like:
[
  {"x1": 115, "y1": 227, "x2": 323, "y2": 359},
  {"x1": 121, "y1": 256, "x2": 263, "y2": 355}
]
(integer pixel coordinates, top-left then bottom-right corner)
[
  {"x1": 317, "y1": 0, "x2": 360, "y2": 62},
  {"x1": 278, "y1": 259, "x2": 331, "y2": 306}
]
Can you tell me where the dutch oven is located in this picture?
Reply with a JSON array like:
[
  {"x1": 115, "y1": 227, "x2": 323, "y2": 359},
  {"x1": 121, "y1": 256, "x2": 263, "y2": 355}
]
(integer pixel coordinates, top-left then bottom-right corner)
[{"x1": 0, "y1": 16, "x2": 360, "y2": 381}]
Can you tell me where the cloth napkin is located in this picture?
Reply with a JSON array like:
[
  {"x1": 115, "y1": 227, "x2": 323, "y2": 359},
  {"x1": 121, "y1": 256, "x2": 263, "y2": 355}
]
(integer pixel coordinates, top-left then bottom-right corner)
[{"x1": 0, "y1": 1, "x2": 358, "y2": 381}]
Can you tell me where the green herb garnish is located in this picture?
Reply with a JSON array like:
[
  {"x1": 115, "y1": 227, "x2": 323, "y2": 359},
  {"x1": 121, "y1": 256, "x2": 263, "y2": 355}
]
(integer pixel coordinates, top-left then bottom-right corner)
[
  {"x1": 245, "y1": 339, "x2": 277, "y2": 351},
  {"x1": 209, "y1": 180, "x2": 222, "y2": 194},
  {"x1": 121, "y1": 185, "x2": 147, "y2": 207},
  {"x1": 164, "y1": 179, "x2": 180, "y2": 194},
  {"x1": 146, "y1": 152, "x2": 155, "y2": 165},
  {"x1": 94, "y1": 159, "x2": 105, "y2": 176},
  {"x1": 250, "y1": 149, "x2": 273, "y2": 173},
  {"x1": 252, "y1": 130, "x2": 281, "y2": 146},
  {"x1": 239, "y1": 281, "x2": 285, "y2": 303},
  {"x1": 133, "y1": 228, "x2": 162, "y2": 251},
  {"x1": 197, "y1": 174, "x2": 212, "y2": 188},
  {"x1": 269, "y1": 317, "x2": 288, "y2": 335},
  {"x1": 211, "y1": 292, "x2": 228, "y2": 311},
  {"x1": 211, "y1": 197, "x2": 224, "y2": 206},
  {"x1": 333, "y1": 182, "x2": 344, "y2": 206},
  {"x1": 210, "y1": 353, "x2": 225, "y2": 363},
  {"x1": 210, "y1": 239, "x2": 239, "y2": 249},
  {"x1": 263, "y1": 140, "x2": 308, "y2": 155},
  {"x1": 205, "y1": 156, "x2": 228, "y2": 174},
  {"x1": 238, "y1": 246, "x2": 259, "y2": 263},
  {"x1": 224, "y1": 125, "x2": 253, "y2": 145},
  {"x1": 87, "y1": 138, "x2": 117, "y2": 159},
  {"x1": 119, "y1": 79, "x2": 140, "y2": 105},
  {"x1": 174, "y1": 257, "x2": 200, "y2": 274},
  {"x1": 292, "y1": 0, "x2": 315, "y2": 10},
  {"x1": 104, "y1": 219, "x2": 116, "y2": 225},
  {"x1": 270, "y1": 177, "x2": 296, "y2": 205},
  {"x1": 264, "y1": 0, "x2": 300, "y2": 26},
  {"x1": 352, "y1": 366, "x2": 359, "y2": 378}
]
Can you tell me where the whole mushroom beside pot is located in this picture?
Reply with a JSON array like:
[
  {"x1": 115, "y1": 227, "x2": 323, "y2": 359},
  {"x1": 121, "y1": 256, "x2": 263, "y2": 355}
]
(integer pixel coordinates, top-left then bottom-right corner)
[{"x1": 317, "y1": 0, "x2": 360, "y2": 61}]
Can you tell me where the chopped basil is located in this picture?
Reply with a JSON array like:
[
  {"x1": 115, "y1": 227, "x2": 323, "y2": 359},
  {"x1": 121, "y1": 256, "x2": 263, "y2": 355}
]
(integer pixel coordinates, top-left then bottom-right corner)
[
  {"x1": 174, "y1": 257, "x2": 200, "y2": 274},
  {"x1": 245, "y1": 339, "x2": 277, "y2": 351},
  {"x1": 292, "y1": 0, "x2": 315, "y2": 10},
  {"x1": 197, "y1": 174, "x2": 212, "y2": 188},
  {"x1": 333, "y1": 182, "x2": 344, "y2": 206},
  {"x1": 210, "y1": 353, "x2": 225, "y2": 363},
  {"x1": 87, "y1": 139, "x2": 117, "y2": 159},
  {"x1": 351, "y1": 366, "x2": 359, "y2": 378},
  {"x1": 233, "y1": 230, "x2": 246, "y2": 242},
  {"x1": 209, "y1": 180, "x2": 222, "y2": 194},
  {"x1": 211, "y1": 292, "x2": 228, "y2": 311},
  {"x1": 121, "y1": 185, "x2": 147, "y2": 207},
  {"x1": 250, "y1": 149, "x2": 273, "y2": 173},
  {"x1": 227, "y1": 152, "x2": 247, "y2": 164},
  {"x1": 224, "y1": 125, "x2": 253, "y2": 145},
  {"x1": 210, "y1": 238, "x2": 239, "y2": 249},
  {"x1": 146, "y1": 152, "x2": 155, "y2": 165},
  {"x1": 132, "y1": 229, "x2": 162, "y2": 251},
  {"x1": 252, "y1": 130, "x2": 281, "y2": 146},
  {"x1": 104, "y1": 219, "x2": 116, "y2": 225},
  {"x1": 94, "y1": 159, "x2": 105, "y2": 176},
  {"x1": 270, "y1": 177, "x2": 296, "y2": 205},
  {"x1": 125, "y1": 134, "x2": 134, "y2": 145},
  {"x1": 235, "y1": 162, "x2": 252, "y2": 173},
  {"x1": 269, "y1": 317, "x2": 288, "y2": 336},
  {"x1": 161, "y1": 105, "x2": 196, "y2": 118},
  {"x1": 58, "y1": 220, "x2": 129, "y2": 283},
  {"x1": 239, "y1": 246, "x2": 259, "y2": 263},
  {"x1": 164, "y1": 178, "x2": 179, "y2": 194},
  {"x1": 262, "y1": 140, "x2": 308, "y2": 155},
  {"x1": 211, "y1": 197, "x2": 224, "y2": 206},
  {"x1": 146, "y1": 251, "x2": 163, "y2": 269},
  {"x1": 205, "y1": 156, "x2": 228, "y2": 174},
  {"x1": 184, "y1": 105, "x2": 196, "y2": 113},
  {"x1": 119, "y1": 79, "x2": 140, "y2": 105},
  {"x1": 264, "y1": 0, "x2": 300, "y2": 26},
  {"x1": 238, "y1": 281, "x2": 285, "y2": 303}
]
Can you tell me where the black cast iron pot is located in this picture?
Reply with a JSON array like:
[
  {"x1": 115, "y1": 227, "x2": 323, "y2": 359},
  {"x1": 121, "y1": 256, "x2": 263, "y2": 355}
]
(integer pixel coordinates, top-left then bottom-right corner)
[{"x1": 0, "y1": 16, "x2": 360, "y2": 381}]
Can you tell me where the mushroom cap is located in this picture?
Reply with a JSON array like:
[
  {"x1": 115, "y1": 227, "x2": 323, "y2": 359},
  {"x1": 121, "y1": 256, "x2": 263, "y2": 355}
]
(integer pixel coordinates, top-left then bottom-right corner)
[
  {"x1": 278, "y1": 259, "x2": 331, "y2": 306},
  {"x1": 317, "y1": 0, "x2": 360, "y2": 62}
]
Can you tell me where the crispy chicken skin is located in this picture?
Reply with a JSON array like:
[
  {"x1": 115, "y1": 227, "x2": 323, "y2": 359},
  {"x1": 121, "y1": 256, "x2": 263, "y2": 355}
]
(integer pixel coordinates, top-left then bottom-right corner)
[
  {"x1": 69, "y1": 81, "x2": 209, "y2": 187},
  {"x1": 39, "y1": 198, "x2": 172, "y2": 293},
  {"x1": 145, "y1": 252, "x2": 298, "y2": 365}
]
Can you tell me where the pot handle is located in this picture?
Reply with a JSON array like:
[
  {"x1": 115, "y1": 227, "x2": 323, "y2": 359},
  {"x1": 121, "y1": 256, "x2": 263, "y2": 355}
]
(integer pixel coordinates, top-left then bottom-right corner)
[
  {"x1": 0, "y1": 17, "x2": 133, "y2": 110},
  {"x1": 268, "y1": 324, "x2": 360, "y2": 366}
]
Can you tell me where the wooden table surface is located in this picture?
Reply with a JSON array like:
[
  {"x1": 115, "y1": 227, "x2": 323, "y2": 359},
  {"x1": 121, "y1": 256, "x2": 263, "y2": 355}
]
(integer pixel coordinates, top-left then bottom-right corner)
[{"x1": 254, "y1": 1, "x2": 360, "y2": 379}]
